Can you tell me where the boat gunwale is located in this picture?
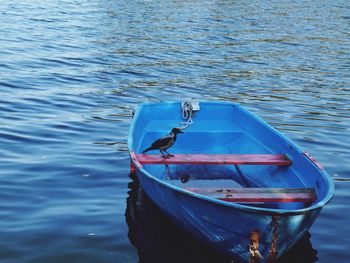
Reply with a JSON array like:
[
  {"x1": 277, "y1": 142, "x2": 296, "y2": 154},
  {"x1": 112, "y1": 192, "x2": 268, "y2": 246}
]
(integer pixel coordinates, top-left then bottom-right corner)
[{"x1": 128, "y1": 101, "x2": 335, "y2": 216}]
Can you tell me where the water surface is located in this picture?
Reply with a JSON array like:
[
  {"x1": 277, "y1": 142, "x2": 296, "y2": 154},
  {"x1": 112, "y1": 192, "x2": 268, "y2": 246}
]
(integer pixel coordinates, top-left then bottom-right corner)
[{"x1": 0, "y1": 0, "x2": 349, "y2": 262}]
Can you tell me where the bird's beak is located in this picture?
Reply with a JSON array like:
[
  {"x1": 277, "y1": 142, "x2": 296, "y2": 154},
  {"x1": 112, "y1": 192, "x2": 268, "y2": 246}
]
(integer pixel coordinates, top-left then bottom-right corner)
[{"x1": 179, "y1": 130, "x2": 184, "y2": 134}]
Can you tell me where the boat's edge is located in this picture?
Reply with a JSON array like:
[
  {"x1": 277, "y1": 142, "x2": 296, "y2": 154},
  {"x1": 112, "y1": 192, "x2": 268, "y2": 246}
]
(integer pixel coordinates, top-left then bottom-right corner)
[{"x1": 234, "y1": 103, "x2": 335, "y2": 210}]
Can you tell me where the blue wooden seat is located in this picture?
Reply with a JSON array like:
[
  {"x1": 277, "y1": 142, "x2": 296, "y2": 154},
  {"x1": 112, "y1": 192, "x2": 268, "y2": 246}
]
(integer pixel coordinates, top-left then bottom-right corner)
[{"x1": 184, "y1": 187, "x2": 316, "y2": 203}]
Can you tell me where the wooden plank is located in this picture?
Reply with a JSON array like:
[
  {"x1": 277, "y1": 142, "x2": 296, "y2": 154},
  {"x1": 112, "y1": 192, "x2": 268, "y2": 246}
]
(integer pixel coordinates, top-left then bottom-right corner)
[
  {"x1": 184, "y1": 187, "x2": 316, "y2": 203},
  {"x1": 135, "y1": 154, "x2": 291, "y2": 166}
]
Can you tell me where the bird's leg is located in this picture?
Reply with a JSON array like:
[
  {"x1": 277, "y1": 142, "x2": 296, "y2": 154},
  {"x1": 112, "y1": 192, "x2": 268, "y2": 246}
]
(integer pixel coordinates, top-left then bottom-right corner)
[
  {"x1": 160, "y1": 150, "x2": 169, "y2": 158},
  {"x1": 164, "y1": 150, "x2": 174, "y2": 157}
]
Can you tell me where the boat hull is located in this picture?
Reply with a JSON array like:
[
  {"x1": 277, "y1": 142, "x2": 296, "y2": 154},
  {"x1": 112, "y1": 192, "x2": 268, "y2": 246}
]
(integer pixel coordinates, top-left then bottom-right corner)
[
  {"x1": 128, "y1": 101, "x2": 334, "y2": 262},
  {"x1": 135, "y1": 168, "x2": 320, "y2": 262}
]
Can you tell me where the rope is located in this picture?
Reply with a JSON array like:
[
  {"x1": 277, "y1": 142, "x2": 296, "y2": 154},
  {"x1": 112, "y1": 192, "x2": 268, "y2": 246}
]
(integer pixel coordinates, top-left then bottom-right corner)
[
  {"x1": 248, "y1": 215, "x2": 279, "y2": 263},
  {"x1": 180, "y1": 102, "x2": 194, "y2": 130},
  {"x1": 268, "y1": 215, "x2": 280, "y2": 263},
  {"x1": 248, "y1": 229, "x2": 263, "y2": 263}
]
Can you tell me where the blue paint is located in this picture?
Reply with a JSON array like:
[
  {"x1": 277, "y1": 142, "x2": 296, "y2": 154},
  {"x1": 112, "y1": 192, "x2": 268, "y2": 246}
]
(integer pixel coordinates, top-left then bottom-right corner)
[
  {"x1": 1, "y1": 0, "x2": 349, "y2": 262},
  {"x1": 129, "y1": 101, "x2": 334, "y2": 262}
]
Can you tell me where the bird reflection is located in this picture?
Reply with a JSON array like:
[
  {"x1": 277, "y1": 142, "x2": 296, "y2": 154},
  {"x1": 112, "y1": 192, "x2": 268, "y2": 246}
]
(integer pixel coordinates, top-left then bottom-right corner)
[{"x1": 125, "y1": 173, "x2": 318, "y2": 263}]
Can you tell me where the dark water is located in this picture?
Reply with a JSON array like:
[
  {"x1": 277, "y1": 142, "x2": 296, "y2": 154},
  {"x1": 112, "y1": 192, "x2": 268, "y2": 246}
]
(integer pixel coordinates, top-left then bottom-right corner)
[{"x1": 0, "y1": 0, "x2": 349, "y2": 262}]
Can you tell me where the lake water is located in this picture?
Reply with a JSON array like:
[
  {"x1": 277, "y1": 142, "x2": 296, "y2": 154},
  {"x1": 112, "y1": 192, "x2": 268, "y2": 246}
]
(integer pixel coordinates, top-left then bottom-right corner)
[{"x1": 0, "y1": 0, "x2": 349, "y2": 262}]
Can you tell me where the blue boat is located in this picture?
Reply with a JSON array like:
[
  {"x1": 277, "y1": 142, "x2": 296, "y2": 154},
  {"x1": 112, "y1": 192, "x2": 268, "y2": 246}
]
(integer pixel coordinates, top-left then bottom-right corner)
[{"x1": 128, "y1": 101, "x2": 334, "y2": 262}]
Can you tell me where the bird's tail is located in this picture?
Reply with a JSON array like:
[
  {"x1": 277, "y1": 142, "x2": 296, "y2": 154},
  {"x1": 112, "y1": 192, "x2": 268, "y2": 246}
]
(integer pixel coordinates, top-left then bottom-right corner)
[{"x1": 142, "y1": 147, "x2": 152, "y2": 154}]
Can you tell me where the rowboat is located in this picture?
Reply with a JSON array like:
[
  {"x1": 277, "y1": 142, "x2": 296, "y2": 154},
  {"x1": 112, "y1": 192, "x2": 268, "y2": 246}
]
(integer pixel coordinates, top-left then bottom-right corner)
[{"x1": 128, "y1": 101, "x2": 334, "y2": 262}]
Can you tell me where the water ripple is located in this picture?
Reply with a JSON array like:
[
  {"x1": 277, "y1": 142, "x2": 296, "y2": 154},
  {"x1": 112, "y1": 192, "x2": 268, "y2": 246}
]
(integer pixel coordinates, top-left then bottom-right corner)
[{"x1": 0, "y1": 0, "x2": 349, "y2": 262}]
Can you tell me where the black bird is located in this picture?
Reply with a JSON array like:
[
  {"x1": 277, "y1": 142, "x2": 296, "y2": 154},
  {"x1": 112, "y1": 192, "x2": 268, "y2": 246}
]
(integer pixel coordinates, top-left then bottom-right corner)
[{"x1": 142, "y1": 128, "x2": 184, "y2": 158}]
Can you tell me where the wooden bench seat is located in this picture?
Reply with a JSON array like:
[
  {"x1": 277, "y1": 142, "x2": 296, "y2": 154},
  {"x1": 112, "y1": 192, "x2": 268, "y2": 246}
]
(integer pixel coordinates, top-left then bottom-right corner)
[
  {"x1": 136, "y1": 154, "x2": 291, "y2": 166},
  {"x1": 184, "y1": 187, "x2": 316, "y2": 203}
]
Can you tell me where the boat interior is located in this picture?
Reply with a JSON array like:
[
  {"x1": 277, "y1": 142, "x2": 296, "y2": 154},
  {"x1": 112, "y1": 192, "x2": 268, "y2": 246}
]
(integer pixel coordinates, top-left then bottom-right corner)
[{"x1": 131, "y1": 102, "x2": 329, "y2": 210}]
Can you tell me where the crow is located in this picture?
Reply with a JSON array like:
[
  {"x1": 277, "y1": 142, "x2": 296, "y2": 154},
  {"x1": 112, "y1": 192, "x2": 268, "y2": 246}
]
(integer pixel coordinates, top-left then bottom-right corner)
[{"x1": 142, "y1": 128, "x2": 184, "y2": 158}]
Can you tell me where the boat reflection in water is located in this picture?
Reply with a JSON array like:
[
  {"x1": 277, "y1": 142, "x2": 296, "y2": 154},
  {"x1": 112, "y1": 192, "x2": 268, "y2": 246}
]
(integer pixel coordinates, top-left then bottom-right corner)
[{"x1": 125, "y1": 173, "x2": 318, "y2": 263}]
